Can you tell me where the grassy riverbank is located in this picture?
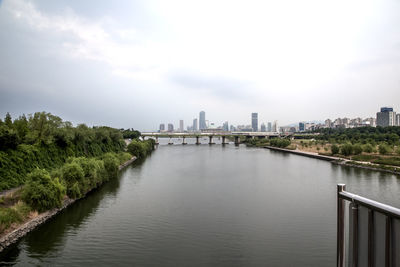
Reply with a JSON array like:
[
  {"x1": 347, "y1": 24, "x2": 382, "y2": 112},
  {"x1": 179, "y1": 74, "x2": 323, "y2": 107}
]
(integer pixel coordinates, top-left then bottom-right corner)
[
  {"x1": 243, "y1": 128, "x2": 400, "y2": 174},
  {"x1": 0, "y1": 112, "x2": 155, "y2": 236}
]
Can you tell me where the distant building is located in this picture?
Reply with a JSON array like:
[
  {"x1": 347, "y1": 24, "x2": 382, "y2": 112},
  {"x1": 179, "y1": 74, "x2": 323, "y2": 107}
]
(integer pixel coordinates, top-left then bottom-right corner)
[
  {"x1": 363, "y1": 117, "x2": 376, "y2": 127},
  {"x1": 167, "y1": 123, "x2": 174, "y2": 132},
  {"x1": 223, "y1": 121, "x2": 229, "y2": 131},
  {"x1": 267, "y1": 122, "x2": 272, "y2": 132},
  {"x1": 199, "y1": 111, "x2": 206, "y2": 130},
  {"x1": 397, "y1": 114, "x2": 400, "y2": 126},
  {"x1": 251, "y1": 113, "x2": 258, "y2": 132},
  {"x1": 272, "y1": 121, "x2": 278, "y2": 132},
  {"x1": 179, "y1": 120, "x2": 184, "y2": 132},
  {"x1": 377, "y1": 107, "x2": 396, "y2": 127},
  {"x1": 159, "y1": 124, "x2": 165, "y2": 132},
  {"x1": 260, "y1": 123, "x2": 266, "y2": 132},
  {"x1": 193, "y1": 118, "x2": 198, "y2": 131},
  {"x1": 299, "y1": 122, "x2": 305, "y2": 132},
  {"x1": 230, "y1": 125, "x2": 236, "y2": 132},
  {"x1": 325, "y1": 119, "x2": 332, "y2": 128}
]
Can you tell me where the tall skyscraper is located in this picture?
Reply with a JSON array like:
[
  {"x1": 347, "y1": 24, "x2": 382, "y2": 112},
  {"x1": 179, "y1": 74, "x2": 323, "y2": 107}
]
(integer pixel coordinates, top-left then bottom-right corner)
[
  {"x1": 272, "y1": 121, "x2": 278, "y2": 132},
  {"x1": 167, "y1": 123, "x2": 174, "y2": 132},
  {"x1": 199, "y1": 111, "x2": 206, "y2": 130},
  {"x1": 267, "y1": 122, "x2": 272, "y2": 132},
  {"x1": 299, "y1": 122, "x2": 305, "y2": 132},
  {"x1": 251, "y1": 113, "x2": 258, "y2": 132},
  {"x1": 193, "y1": 118, "x2": 198, "y2": 131},
  {"x1": 396, "y1": 114, "x2": 400, "y2": 126},
  {"x1": 260, "y1": 123, "x2": 266, "y2": 132},
  {"x1": 179, "y1": 120, "x2": 184, "y2": 132},
  {"x1": 223, "y1": 121, "x2": 229, "y2": 131},
  {"x1": 159, "y1": 124, "x2": 165, "y2": 132},
  {"x1": 376, "y1": 107, "x2": 396, "y2": 127}
]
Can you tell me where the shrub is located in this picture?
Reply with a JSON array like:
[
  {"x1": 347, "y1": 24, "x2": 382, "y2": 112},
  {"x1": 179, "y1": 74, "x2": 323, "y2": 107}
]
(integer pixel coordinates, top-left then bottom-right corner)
[
  {"x1": 22, "y1": 169, "x2": 65, "y2": 212},
  {"x1": 127, "y1": 140, "x2": 145, "y2": 158},
  {"x1": 269, "y1": 138, "x2": 291, "y2": 148},
  {"x1": 61, "y1": 162, "x2": 85, "y2": 198},
  {"x1": 117, "y1": 152, "x2": 132, "y2": 164},
  {"x1": 379, "y1": 144, "x2": 391, "y2": 155},
  {"x1": 331, "y1": 144, "x2": 340, "y2": 155},
  {"x1": 353, "y1": 144, "x2": 363, "y2": 155},
  {"x1": 340, "y1": 144, "x2": 353, "y2": 156},
  {"x1": 363, "y1": 144, "x2": 374, "y2": 153},
  {"x1": 102, "y1": 153, "x2": 119, "y2": 181}
]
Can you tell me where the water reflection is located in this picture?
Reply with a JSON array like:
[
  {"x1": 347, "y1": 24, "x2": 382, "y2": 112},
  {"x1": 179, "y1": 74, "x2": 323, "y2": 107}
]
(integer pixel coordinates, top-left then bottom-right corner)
[
  {"x1": 1, "y1": 146, "x2": 399, "y2": 266},
  {"x1": 0, "y1": 161, "x2": 144, "y2": 263}
]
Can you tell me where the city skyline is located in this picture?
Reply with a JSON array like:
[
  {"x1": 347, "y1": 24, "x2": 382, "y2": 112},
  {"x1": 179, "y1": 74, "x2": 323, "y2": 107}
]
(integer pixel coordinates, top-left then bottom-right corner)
[
  {"x1": 0, "y1": 0, "x2": 399, "y2": 131},
  {"x1": 157, "y1": 106, "x2": 400, "y2": 133}
]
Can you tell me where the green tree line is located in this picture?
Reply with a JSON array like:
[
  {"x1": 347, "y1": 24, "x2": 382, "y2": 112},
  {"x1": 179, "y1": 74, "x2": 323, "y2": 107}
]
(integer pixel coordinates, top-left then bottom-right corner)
[
  {"x1": 313, "y1": 126, "x2": 400, "y2": 145},
  {"x1": 0, "y1": 112, "x2": 138, "y2": 190}
]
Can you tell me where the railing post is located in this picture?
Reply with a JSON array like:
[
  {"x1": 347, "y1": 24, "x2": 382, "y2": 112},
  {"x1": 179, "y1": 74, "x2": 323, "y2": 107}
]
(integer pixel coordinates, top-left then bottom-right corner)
[{"x1": 338, "y1": 184, "x2": 346, "y2": 267}]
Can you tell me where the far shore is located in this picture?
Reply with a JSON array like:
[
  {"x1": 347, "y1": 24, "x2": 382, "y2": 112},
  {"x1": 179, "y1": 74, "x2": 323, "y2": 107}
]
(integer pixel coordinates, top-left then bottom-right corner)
[{"x1": 263, "y1": 145, "x2": 400, "y2": 175}]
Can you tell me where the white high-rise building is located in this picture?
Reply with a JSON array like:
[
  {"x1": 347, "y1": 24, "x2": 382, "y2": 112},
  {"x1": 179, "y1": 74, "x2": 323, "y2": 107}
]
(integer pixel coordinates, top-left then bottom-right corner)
[
  {"x1": 179, "y1": 120, "x2": 184, "y2": 132},
  {"x1": 377, "y1": 107, "x2": 396, "y2": 127}
]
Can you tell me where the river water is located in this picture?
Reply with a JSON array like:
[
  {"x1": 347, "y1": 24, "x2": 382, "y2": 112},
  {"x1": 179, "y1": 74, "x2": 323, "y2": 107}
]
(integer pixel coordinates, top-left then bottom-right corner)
[{"x1": 1, "y1": 140, "x2": 400, "y2": 266}]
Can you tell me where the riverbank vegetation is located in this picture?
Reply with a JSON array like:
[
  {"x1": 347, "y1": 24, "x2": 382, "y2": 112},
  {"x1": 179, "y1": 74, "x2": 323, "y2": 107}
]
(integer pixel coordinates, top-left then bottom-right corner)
[{"x1": 0, "y1": 112, "x2": 155, "y2": 234}]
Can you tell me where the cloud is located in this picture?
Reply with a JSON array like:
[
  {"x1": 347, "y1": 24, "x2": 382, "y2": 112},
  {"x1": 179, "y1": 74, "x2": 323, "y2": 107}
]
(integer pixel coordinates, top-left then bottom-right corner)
[
  {"x1": 169, "y1": 71, "x2": 258, "y2": 103},
  {"x1": 3, "y1": 0, "x2": 162, "y2": 82}
]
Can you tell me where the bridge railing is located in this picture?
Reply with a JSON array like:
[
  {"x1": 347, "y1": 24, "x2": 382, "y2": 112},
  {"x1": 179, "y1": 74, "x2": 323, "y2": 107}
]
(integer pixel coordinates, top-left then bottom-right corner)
[{"x1": 337, "y1": 184, "x2": 400, "y2": 267}]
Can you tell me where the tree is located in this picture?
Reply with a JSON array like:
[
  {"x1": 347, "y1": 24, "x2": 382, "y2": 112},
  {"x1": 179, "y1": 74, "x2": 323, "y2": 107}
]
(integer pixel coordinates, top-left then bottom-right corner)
[
  {"x1": 331, "y1": 144, "x2": 340, "y2": 155},
  {"x1": 22, "y1": 169, "x2": 66, "y2": 212},
  {"x1": 353, "y1": 144, "x2": 363, "y2": 155},
  {"x1": 4, "y1": 112, "x2": 12, "y2": 128},
  {"x1": 340, "y1": 144, "x2": 353, "y2": 156},
  {"x1": 379, "y1": 144, "x2": 390, "y2": 155}
]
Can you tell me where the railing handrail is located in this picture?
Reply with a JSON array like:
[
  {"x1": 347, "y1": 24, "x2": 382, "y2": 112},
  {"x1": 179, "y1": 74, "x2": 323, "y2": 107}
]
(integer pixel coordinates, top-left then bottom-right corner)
[{"x1": 338, "y1": 190, "x2": 400, "y2": 219}]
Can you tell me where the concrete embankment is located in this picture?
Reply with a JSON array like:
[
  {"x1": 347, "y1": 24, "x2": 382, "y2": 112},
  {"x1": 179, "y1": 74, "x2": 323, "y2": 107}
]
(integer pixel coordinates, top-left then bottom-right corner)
[
  {"x1": 0, "y1": 156, "x2": 137, "y2": 253},
  {"x1": 263, "y1": 146, "x2": 342, "y2": 162}
]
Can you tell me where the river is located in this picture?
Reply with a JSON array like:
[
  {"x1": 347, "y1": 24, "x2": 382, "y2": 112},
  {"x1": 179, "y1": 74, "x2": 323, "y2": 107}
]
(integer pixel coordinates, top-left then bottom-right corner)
[{"x1": 1, "y1": 140, "x2": 400, "y2": 266}]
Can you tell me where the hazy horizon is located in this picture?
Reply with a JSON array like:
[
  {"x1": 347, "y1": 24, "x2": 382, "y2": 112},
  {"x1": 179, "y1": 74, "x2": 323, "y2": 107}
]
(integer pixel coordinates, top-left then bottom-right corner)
[{"x1": 0, "y1": 0, "x2": 399, "y2": 131}]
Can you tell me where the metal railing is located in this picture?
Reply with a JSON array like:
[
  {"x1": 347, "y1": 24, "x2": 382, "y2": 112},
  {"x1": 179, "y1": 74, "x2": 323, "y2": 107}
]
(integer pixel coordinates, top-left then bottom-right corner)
[{"x1": 337, "y1": 184, "x2": 400, "y2": 267}]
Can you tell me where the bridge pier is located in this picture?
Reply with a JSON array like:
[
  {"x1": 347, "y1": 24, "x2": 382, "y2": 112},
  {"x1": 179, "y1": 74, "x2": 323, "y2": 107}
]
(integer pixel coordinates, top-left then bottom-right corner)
[
  {"x1": 155, "y1": 136, "x2": 159, "y2": 145},
  {"x1": 196, "y1": 136, "x2": 200, "y2": 145},
  {"x1": 234, "y1": 136, "x2": 240, "y2": 146},
  {"x1": 168, "y1": 137, "x2": 173, "y2": 145},
  {"x1": 222, "y1": 136, "x2": 227, "y2": 145},
  {"x1": 209, "y1": 135, "x2": 215, "y2": 145},
  {"x1": 182, "y1": 137, "x2": 187, "y2": 145}
]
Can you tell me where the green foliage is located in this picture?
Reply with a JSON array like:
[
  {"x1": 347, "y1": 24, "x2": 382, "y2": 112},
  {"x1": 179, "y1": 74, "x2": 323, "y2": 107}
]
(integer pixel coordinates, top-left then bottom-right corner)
[
  {"x1": 0, "y1": 112, "x2": 126, "y2": 190},
  {"x1": 0, "y1": 202, "x2": 31, "y2": 233},
  {"x1": 378, "y1": 144, "x2": 391, "y2": 155},
  {"x1": 353, "y1": 144, "x2": 363, "y2": 155},
  {"x1": 61, "y1": 162, "x2": 85, "y2": 198},
  {"x1": 127, "y1": 139, "x2": 154, "y2": 158},
  {"x1": 22, "y1": 169, "x2": 65, "y2": 212},
  {"x1": 362, "y1": 144, "x2": 374, "y2": 153},
  {"x1": 314, "y1": 126, "x2": 400, "y2": 145},
  {"x1": 117, "y1": 152, "x2": 132, "y2": 164},
  {"x1": 331, "y1": 144, "x2": 340, "y2": 155},
  {"x1": 340, "y1": 144, "x2": 353, "y2": 156},
  {"x1": 269, "y1": 138, "x2": 291, "y2": 148},
  {"x1": 372, "y1": 157, "x2": 400, "y2": 167},
  {"x1": 102, "y1": 153, "x2": 120, "y2": 181},
  {"x1": 120, "y1": 128, "x2": 141, "y2": 139}
]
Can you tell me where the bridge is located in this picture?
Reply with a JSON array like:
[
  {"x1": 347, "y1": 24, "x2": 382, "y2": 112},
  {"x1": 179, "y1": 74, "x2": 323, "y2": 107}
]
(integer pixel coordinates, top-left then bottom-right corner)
[{"x1": 141, "y1": 132, "x2": 282, "y2": 145}]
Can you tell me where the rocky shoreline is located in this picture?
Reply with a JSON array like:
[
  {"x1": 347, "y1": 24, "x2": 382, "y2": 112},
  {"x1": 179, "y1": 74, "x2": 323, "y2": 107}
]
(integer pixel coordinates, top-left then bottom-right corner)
[{"x1": 0, "y1": 156, "x2": 137, "y2": 253}]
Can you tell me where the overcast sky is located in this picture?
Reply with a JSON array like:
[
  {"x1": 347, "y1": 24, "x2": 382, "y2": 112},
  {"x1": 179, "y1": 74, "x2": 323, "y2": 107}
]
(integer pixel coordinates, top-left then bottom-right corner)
[{"x1": 0, "y1": 0, "x2": 399, "y2": 131}]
